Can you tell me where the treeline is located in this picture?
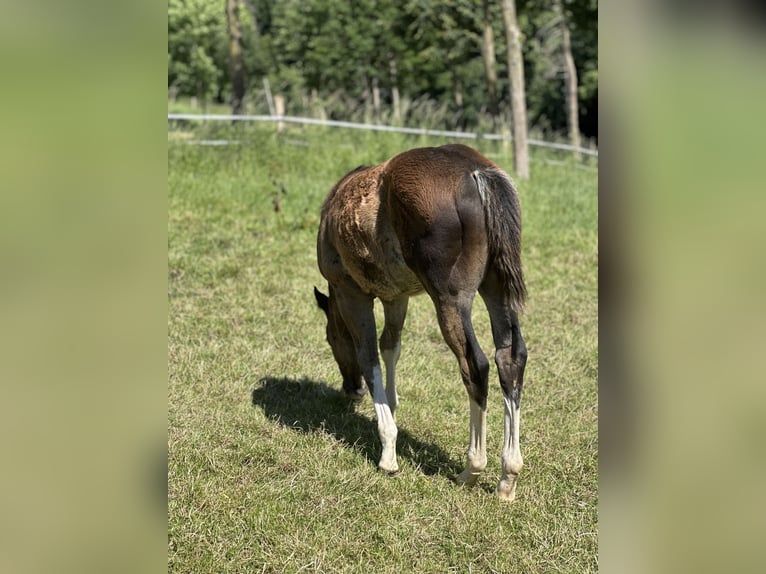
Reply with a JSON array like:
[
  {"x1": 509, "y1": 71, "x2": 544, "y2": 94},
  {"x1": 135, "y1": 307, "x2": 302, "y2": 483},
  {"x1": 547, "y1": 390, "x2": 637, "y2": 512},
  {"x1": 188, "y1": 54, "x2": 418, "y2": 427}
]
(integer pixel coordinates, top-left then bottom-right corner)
[{"x1": 168, "y1": 0, "x2": 597, "y2": 144}]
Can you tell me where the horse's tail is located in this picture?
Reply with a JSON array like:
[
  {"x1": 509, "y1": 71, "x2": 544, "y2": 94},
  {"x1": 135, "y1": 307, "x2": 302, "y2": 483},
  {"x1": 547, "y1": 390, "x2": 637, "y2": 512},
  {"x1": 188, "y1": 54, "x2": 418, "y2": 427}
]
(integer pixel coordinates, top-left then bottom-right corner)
[{"x1": 472, "y1": 167, "x2": 527, "y2": 313}]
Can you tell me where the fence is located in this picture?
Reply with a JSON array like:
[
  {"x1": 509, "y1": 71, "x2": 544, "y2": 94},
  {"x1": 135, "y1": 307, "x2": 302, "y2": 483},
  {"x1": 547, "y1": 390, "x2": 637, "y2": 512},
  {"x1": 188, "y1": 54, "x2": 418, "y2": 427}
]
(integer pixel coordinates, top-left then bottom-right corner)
[{"x1": 167, "y1": 113, "x2": 598, "y2": 158}]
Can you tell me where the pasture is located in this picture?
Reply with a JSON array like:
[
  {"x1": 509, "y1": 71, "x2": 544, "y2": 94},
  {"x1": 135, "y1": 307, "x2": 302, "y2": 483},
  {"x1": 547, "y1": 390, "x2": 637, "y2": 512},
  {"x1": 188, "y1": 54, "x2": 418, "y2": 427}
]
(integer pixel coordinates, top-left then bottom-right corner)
[{"x1": 168, "y1": 124, "x2": 598, "y2": 573}]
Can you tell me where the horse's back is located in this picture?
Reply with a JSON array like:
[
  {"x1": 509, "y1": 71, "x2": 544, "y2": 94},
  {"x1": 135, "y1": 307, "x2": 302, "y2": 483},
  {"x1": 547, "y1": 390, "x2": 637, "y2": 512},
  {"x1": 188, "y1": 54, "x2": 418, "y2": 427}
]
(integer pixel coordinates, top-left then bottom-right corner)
[
  {"x1": 318, "y1": 145, "x2": 500, "y2": 300},
  {"x1": 318, "y1": 163, "x2": 422, "y2": 300},
  {"x1": 384, "y1": 144, "x2": 495, "y2": 203}
]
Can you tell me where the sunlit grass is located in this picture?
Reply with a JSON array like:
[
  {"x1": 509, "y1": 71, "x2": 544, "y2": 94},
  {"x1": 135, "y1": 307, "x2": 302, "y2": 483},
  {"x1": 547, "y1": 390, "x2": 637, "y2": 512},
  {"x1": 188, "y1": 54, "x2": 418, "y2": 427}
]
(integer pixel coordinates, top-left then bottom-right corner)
[{"x1": 168, "y1": 124, "x2": 598, "y2": 573}]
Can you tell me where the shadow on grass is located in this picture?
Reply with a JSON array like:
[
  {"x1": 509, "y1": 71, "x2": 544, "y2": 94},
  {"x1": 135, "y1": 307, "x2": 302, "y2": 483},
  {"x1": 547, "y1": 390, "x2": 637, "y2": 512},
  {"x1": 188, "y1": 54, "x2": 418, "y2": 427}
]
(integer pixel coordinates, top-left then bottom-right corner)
[{"x1": 251, "y1": 376, "x2": 463, "y2": 478}]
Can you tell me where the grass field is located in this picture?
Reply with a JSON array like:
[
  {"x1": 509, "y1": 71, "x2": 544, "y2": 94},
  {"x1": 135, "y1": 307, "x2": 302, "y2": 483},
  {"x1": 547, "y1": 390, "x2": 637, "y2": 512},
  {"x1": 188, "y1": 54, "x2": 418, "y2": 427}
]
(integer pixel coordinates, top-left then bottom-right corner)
[{"x1": 168, "y1": 123, "x2": 598, "y2": 573}]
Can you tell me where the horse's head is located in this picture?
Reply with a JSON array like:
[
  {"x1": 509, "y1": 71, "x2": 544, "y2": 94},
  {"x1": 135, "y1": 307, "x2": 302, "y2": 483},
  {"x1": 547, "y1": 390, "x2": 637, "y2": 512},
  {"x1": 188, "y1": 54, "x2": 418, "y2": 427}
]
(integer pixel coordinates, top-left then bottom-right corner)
[{"x1": 313, "y1": 286, "x2": 366, "y2": 399}]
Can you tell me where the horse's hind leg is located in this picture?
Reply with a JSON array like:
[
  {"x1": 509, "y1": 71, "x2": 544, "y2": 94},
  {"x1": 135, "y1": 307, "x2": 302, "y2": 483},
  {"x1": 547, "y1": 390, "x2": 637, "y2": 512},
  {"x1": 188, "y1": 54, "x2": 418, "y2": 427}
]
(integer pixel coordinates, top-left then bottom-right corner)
[
  {"x1": 380, "y1": 296, "x2": 409, "y2": 416},
  {"x1": 406, "y1": 195, "x2": 490, "y2": 486},
  {"x1": 431, "y1": 293, "x2": 490, "y2": 486},
  {"x1": 480, "y1": 273, "x2": 528, "y2": 502}
]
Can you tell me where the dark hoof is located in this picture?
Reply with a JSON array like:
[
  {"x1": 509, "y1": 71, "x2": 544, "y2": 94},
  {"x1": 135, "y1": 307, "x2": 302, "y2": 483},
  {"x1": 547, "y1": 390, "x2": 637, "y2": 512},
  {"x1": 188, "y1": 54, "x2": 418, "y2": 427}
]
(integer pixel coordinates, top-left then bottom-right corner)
[{"x1": 344, "y1": 387, "x2": 367, "y2": 401}]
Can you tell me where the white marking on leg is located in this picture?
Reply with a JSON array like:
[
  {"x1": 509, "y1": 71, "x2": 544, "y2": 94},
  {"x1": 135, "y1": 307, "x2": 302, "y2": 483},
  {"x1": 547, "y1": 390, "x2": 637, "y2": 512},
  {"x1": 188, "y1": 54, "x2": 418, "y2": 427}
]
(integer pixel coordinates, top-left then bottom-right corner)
[
  {"x1": 456, "y1": 399, "x2": 487, "y2": 486},
  {"x1": 496, "y1": 394, "x2": 523, "y2": 501},
  {"x1": 370, "y1": 365, "x2": 399, "y2": 473},
  {"x1": 381, "y1": 341, "x2": 400, "y2": 415}
]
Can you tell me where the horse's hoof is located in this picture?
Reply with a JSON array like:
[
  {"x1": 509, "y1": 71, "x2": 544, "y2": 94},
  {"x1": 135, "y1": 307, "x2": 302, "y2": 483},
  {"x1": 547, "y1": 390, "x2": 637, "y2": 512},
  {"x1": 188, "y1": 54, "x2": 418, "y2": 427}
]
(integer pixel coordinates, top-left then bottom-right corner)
[
  {"x1": 377, "y1": 457, "x2": 399, "y2": 475},
  {"x1": 344, "y1": 388, "x2": 366, "y2": 401},
  {"x1": 455, "y1": 470, "x2": 481, "y2": 487},
  {"x1": 495, "y1": 480, "x2": 518, "y2": 502}
]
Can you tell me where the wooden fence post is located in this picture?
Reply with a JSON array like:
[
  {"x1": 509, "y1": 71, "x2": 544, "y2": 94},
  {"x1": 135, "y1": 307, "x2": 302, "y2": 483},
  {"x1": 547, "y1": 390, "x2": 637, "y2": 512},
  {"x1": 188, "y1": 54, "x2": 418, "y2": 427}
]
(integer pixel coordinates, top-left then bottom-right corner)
[{"x1": 274, "y1": 95, "x2": 284, "y2": 133}]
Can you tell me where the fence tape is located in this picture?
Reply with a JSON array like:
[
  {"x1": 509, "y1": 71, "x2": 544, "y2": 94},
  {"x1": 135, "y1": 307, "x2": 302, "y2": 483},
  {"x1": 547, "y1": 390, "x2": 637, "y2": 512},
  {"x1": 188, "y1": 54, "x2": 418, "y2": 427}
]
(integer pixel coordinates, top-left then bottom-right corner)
[{"x1": 168, "y1": 113, "x2": 598, "y2": 157}]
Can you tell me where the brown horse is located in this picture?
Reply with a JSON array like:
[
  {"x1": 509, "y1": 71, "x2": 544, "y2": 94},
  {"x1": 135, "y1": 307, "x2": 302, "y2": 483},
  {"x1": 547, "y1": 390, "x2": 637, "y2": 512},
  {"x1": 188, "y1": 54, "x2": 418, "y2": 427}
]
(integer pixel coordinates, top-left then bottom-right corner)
[{"x1": 314, "y1": 144, "x2": 527, "y2": 501}]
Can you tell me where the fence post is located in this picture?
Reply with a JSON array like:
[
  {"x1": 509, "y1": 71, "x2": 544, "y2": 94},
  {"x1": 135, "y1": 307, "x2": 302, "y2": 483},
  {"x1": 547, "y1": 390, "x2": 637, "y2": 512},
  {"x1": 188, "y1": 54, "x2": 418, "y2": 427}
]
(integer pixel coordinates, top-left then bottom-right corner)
[
  {"x1": 274, "y1": 95, "x2": 285, "y2": 133},
  {"x1": 501, "y1": 124, "x2": 511, "y2": 155},
  {"x1": 263, "y1": 77, "x2": 275, "y2": 116}
]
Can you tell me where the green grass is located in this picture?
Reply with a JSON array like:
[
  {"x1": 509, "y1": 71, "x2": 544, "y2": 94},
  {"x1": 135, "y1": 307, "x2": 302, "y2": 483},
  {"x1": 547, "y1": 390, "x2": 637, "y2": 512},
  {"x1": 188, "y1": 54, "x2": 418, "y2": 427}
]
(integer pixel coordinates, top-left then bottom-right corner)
[{"x1": 168, "y1": 124, "x2": 598, "y2": 573}]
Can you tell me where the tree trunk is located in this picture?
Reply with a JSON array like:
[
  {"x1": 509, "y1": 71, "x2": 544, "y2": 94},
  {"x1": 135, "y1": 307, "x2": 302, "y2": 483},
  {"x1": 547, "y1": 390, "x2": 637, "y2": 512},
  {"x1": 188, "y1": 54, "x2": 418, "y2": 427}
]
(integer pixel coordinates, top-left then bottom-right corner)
[
  {"x1": 225, "y1": 0, "x2": 246, "y2": 115},
  {"x1": 453, "y1": 71, "x2": 464, "y2": 130},
  {"x1": 310, "y1": 88, "x2": 326, "y2": 121},
  {"x1": 481, "y1": 0, "x2": 499, "y2": 130},
  {"x1": 372, "y1": 76, "x2": 381, "y2": 123},
  {"x1": 559, "y1": 3, "x2": 581, "y2": 153},
  {"x1": 359, "y1": 67, "x2": 371, "y2": 123},
  {"x1": 501, "y1": 0, "x2": 529, "y2": 179},
  {"x1": 390, "y1": 58, "x2": 401, "y2": 124}
]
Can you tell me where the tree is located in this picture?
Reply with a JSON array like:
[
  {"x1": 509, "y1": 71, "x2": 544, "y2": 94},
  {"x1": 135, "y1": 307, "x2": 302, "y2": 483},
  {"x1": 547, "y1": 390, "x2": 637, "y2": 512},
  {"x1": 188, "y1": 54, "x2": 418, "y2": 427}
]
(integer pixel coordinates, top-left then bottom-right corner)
[
  {"x1": 567, "y1": 0, "x2": 597, "y2": 141},
  {"x1": 481, "y1": 0, "x2": 499, "y2": 130},
  {"x1": 501, "y1": 0, "x2": 530, "y2": 178},
  {"x1": 225, "y1": 0, "x2": 246, "y2": 114},
  {"x1": 557, "y1": 1, "x2": 580, "y2": 151},
  {"x1": 168, "y1": 0, "x2": 228, "y2": 106},
  {"x1": 403, "y1": 0, "x2": 482, "y2": 129},
  {"x1": 167, "y1": 0, "x2": 597, "y2": 141}
]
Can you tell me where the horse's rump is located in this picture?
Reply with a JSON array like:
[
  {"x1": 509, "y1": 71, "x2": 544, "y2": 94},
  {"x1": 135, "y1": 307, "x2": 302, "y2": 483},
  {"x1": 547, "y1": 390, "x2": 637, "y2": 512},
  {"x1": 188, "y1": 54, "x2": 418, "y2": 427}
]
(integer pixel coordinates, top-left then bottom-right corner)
[
  {"x1": 319, "y1": 145, "x2": 525, "y2": 310},
  {"x1": 382, "y1": 145, "x2": 526, "y2": 311}
]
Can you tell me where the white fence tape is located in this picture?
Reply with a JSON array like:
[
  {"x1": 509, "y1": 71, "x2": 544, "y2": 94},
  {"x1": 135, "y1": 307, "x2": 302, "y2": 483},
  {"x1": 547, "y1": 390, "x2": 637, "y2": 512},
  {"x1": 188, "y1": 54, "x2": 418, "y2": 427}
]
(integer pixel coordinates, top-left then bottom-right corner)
[{"x1": 168, "y1": 113, "x2": 598, "y2": 158}]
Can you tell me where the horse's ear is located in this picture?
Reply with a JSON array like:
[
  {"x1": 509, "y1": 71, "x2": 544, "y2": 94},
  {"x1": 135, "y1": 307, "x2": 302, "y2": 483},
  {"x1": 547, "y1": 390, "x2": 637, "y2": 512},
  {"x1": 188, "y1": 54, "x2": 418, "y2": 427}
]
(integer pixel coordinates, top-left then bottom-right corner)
[{"x1": 314, "y1": 286, "x2": 329, "y2": 314}]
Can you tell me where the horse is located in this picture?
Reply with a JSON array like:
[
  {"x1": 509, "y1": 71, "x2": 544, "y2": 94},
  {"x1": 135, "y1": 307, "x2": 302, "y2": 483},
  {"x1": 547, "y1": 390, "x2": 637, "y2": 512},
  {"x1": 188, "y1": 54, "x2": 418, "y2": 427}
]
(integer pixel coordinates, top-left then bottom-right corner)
[{"x1": 314, "y1": 144, "x2": 527, "y2": 501}]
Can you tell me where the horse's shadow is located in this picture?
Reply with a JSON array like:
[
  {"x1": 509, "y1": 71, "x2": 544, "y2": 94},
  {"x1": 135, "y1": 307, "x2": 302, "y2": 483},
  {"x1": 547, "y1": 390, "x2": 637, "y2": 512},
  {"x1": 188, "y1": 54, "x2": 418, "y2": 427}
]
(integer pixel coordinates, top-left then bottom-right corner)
[{"x1": 251, "y1": 376, "x2": 463, "y2": 478}]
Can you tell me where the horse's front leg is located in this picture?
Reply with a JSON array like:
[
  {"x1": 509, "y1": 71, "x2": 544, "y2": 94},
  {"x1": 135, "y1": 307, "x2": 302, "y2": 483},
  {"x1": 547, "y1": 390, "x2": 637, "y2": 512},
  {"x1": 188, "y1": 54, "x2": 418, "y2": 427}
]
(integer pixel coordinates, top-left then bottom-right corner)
[
  {"x1": 380, "y1": 296, "x2": 409, "y2": 416},
  {"x1": 336, "y1": 290, "x2": 399, "y2": 473}
]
